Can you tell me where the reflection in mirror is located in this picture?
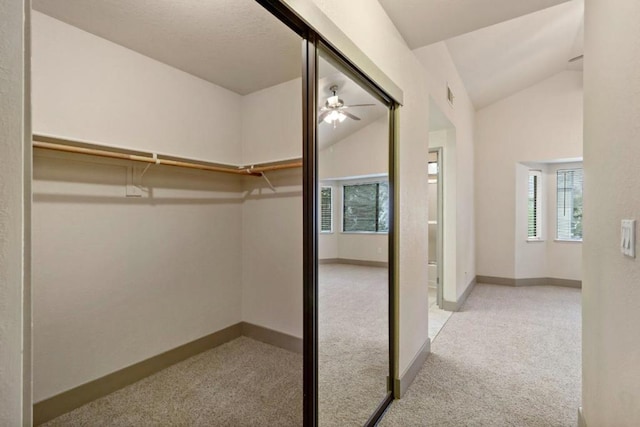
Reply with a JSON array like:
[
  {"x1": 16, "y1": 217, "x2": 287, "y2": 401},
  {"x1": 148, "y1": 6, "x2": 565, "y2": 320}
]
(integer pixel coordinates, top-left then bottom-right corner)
[
  {"x1": 30, "y1": 0, "x2": 303, "y2": 425},
  {"x1": 317, "y1": 50, "x2": 390, "y2": 425}
]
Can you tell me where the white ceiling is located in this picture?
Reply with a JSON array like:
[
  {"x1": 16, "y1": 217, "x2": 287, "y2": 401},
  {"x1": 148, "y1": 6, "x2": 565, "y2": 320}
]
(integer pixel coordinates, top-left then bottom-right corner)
[
  {"x1": 378, "y1": 0, "x2": 571, "y2": 50},
  {"x1": 441, "y1": 0, "x2": 584, "y2": 108},
  {"x1": 317, "y1": 58, "x2": 387, "y2": 150},
  {"x1": 32, "y1": 0, "x2": 302, "y2": 95}
]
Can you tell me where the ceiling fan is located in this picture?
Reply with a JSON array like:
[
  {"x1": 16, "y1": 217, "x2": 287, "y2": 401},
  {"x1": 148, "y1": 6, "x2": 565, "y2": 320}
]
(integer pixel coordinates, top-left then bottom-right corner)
[
  {"x1": 568, "y1": 54, "x2": 583, "y2": 63},
  {"x1": 318, "y1": 85, "x2": 375, "y2": 128}
]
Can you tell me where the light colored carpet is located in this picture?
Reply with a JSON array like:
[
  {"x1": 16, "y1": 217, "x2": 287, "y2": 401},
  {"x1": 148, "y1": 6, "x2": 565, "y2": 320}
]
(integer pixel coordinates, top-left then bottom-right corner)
[
  {"x1": 380, "y1": 283, "x2": 581, "y2": 427},
  {"x1": 42, "y1": 337, "x2": 303, "y2": 426},
  {"x1": 41, "y1": 264, "x2": 388, "y2": 427},
  {"x1": 318, "y1": 264, "x2": 389, "y2": 426}
]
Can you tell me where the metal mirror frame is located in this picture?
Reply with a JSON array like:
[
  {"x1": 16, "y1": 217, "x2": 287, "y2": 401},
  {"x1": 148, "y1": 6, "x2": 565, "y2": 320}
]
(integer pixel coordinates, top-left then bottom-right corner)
[{"x1": 255, "y1": 2, "x2": 400, "y2": 425}]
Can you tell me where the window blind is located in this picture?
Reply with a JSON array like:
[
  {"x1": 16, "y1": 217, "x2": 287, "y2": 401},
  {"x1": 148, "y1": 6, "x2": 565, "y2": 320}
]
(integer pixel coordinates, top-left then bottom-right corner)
[
  {"x1": 556, "y1": 168, "x2": 583, "y2": 240},
  {"x1": 343, "y1": 182, "x2": 389, "y2": 232},
  {"x1": 320, "y1": 186, "x2": 332, "y2": 232},
  {"x1": 528, "y1": 171, "x2": 542, "y2": 239}
]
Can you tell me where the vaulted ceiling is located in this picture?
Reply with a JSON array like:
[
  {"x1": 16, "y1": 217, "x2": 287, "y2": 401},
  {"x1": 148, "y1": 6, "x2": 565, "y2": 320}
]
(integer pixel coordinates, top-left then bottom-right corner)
[
  {"x1": 32, "y1": 0, "x2": 302, "y2": 95},
  {"x1": 443, "y1": 1, "x2": 584, "y2": 108},
  {"x1": 34, "y1": 0, "x2": 584, "y2": 110},
  {"x1": 378, "y1": 0, "x2": 572, "y2": 50},
  {"x1": 381, "y1": 0, "x2": 584, "y2": 109}
]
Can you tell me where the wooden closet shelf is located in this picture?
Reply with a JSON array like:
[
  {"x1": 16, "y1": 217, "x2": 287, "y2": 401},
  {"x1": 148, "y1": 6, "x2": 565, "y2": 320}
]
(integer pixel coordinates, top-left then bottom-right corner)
[{"x1": 32, "y1": 134, "x2": 302, "y2": 176}]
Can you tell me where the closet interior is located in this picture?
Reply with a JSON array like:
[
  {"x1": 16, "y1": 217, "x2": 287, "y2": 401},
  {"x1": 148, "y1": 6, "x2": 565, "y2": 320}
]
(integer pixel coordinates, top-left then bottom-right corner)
[{"x1": 31, "y1": 0, "x2": 304, "y2": 425}]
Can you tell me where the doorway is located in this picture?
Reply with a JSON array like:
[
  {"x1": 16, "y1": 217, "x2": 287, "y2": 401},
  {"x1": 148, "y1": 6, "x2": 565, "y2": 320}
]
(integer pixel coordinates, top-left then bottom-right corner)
[
  {"x1": 427, "y1": 99, "x2": 455, "y2": 340},
  {"x1": 428, "y1": 148, "x2": 443, "y2": 309}
]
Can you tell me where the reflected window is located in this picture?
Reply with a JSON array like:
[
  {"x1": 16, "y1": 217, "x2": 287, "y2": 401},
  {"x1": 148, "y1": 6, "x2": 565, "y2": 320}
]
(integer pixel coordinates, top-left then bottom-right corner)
[
  {"x1": 343, "y1": 181, "x2": 389, "y2": 232},
  {"x1": 320, "y1": 186, "x2": 333, "y2": 233}
]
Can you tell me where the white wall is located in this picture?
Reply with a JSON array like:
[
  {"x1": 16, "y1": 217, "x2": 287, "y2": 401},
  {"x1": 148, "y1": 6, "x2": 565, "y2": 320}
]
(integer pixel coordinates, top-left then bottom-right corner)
[
  {"x1": 415, "y1": 43, "x2": 477, "y2": 302},
  {"x1": 0, "y1": 0, "x2": 30, "y2": 423},
  {"x1": 583, "y1": 0, "x2": 640, "y2": 424},
  {"x1": 32, "y1": 12, "x2": 243, "y2": 165},
  {"x1": 32, "y1": 152, "x2": 245, "y2": 401},
  {"x1": 475, "y1": 71, "x2": 583, "y2": 280},
  {"x1": 310, "y1": 0, "x2": 432, "y2": 377}
]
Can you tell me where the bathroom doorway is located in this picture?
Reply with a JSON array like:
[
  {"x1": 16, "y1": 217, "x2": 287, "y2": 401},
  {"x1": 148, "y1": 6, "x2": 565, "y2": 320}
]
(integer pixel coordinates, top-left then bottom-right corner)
[
  {"x1": 428, "y1": 148, "x2": 443, "y2": 309},
  {"x1": 427, "y1": 98, "x2": 455, "y2": 340}
]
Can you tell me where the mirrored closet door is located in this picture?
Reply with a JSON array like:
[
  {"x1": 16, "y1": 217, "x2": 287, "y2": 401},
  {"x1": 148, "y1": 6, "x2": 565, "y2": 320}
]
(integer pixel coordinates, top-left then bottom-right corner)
[{"x1": 315, "y1": 47, "x2": 395, "y2": 426}]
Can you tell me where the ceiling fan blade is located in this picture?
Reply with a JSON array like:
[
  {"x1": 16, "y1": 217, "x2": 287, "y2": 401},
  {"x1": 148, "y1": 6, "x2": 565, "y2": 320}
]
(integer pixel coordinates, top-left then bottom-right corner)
[
  {"x1": 342, "y1": 104, "x2": 376, "y2": 108},
  {"x1": 568, "y1": 55, "x2": 583, "y2": 63},
  {"x1": 342, "y1": 111, "x2": 361, "y2": 121},
  {"x1": 318, "y1": 110, "x2": 331, "y2": 123}
]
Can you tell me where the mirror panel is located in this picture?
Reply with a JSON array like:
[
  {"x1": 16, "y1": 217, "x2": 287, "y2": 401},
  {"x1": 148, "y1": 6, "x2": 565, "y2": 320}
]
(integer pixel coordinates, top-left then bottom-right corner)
[{"x1": 317, "y1": 49, "x2": 391, "y2": 426}]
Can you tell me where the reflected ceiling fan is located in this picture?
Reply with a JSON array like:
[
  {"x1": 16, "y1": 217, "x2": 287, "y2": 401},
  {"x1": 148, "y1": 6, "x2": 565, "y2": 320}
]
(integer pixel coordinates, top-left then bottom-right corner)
[
  {"x1": 569, "y1": 54, "x2": 583, "y2": 63},
  {"x1": 318, "y1": 85, "x2": 375, "y2": 128}
]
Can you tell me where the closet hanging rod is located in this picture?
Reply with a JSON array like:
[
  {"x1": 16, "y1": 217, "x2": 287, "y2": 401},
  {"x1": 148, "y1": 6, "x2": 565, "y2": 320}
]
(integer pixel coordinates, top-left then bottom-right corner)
[{"x1": 32, "y1": 134, "x2": 302, "y2": 176}]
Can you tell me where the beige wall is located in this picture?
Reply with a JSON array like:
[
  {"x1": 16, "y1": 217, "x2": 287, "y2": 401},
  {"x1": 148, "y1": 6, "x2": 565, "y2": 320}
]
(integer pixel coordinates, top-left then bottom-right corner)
[
  {"x1": 0, "y1": 0, "x2": 31, "y2": 424},
  {"x1": 319, "y1": 117, "x2": 389, "y2": 263},
  {"x1": 241, "y1": 170, "x2": 303, "y2": 338},
  {"x1": 415, "y1": 42, "x2": 477, "y2": 302},
  {"x1": 32, "y1": 12, "x2": 243, "y2": 165},
  {"x1": 475, "y1": 71, "x2": 583, "y2": 280},
  {"x1": 31, "y1": 11, "x2": 304, "y2": 400},
  {"x1": 583, "y1": 0, "x2": 640, "y2": 424},
  {"x1": 32, "y1": 153, "x2": 245, "y2": 401},
  {"x1": 241, "y1": 78, "x2": 302, "y2": 165},
  {"x1": 514, "y1": 160, "x2": 583, "y2": 282},
  {"x1": 319, "y1": 117, "x2": 388, "y2": 180}
]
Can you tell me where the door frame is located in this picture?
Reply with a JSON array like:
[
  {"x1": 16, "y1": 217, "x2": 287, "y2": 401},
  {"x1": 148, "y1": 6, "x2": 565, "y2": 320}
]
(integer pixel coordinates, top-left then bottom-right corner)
[{"x1": 429, "y1": 147, "x2": 444, "y2": 309}]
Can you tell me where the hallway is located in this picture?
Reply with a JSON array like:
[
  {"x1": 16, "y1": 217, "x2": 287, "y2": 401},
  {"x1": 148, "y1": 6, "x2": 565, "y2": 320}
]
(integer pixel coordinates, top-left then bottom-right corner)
[{"x1": 382, "y1": 283, "x2": 581, "y2": 426}]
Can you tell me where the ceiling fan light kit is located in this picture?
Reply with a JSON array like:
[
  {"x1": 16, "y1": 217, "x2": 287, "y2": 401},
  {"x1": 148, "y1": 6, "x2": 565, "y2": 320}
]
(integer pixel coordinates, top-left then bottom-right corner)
[{"x1": 318, "y1": 84, "x2": 375, "y2": 128}]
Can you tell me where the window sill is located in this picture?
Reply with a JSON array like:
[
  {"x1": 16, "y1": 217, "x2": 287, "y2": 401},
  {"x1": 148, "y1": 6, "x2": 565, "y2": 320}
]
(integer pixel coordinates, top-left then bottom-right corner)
[
  {"x1": 341, "y1": 231, "x2": 389, "y2": 235},
  {"x1": 554, "y1": 239, "x2": 582, "y2": 243},
  {"x1": 320, "y1": 231, "x2": 334, "y2": 234},
  {"x1": 526, "y1": 239, "x2": 545, "y2": 243}
]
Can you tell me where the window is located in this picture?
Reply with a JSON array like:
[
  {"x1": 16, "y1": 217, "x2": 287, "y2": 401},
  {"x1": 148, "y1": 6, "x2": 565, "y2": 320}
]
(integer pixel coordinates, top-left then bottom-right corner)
[
  {"x1": 528, "y1": 170, "x2": 542, "y2": 240},
  {"x1": 556, "y1": 168, "x2": 583, "y2": 241},
  {"x1": 320, "y1": 186, "x2": 333, "y2": 233},
  {"x1": 343, "y1": 182, "x2": 389, "y2": 233}
]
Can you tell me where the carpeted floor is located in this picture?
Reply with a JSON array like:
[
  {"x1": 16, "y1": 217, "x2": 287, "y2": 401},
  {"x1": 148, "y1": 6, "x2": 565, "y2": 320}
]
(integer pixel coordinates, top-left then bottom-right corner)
[
  {"x1": 41, "y1": 276, "x2": 580, "y2": 427},
  {"x1": 42, "y1": 337, "x2": 303, "y2": 427},
  {"x1": 318, "y1": 264, "x2": 389, "y2": 426},
  {"x1": 42, "y1": 263, "x2": 388, "y2": 427},
  {"x1": 380, "y1": 283, "x2": 581, "y2": 427}
]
